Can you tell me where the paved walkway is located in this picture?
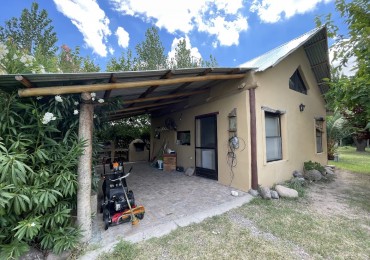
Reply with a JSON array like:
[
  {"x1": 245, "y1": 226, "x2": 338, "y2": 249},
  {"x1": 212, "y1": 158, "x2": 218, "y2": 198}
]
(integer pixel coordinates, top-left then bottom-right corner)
[{"x1": 82, "y1": 162, "x2": 252, "y2": 259}]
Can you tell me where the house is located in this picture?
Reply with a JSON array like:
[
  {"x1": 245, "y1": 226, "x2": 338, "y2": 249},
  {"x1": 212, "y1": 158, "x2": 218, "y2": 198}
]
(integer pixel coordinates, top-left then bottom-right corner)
[
  {"x1": 150, "y1": 26, "x2": 329, "y2": 191},
  {"x1": 0, "y1": 26, "x2": 330, "y2": 241}
]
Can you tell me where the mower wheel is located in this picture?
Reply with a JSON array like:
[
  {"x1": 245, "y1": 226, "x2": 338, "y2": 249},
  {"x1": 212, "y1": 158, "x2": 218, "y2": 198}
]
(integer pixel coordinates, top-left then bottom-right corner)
[
  {"x1": 136, "y1": 213, "x2": 144, "y2": 220},
  {"x1": 103, "y1": 209, "x2": 110, "y2": 230}
]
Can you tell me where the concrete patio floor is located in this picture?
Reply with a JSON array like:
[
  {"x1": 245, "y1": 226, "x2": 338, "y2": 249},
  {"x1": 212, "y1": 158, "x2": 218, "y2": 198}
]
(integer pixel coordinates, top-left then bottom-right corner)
[{"x1": 82, "y1": 162, "x2": 252, "y2": 259}]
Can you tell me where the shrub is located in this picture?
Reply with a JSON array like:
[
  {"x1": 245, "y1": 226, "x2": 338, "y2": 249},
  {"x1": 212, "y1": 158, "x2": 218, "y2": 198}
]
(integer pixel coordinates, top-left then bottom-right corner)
[
  {"x1": 303, "y1": 160, "x2": 325, "y2": 174},
  {"x1": 0, "y1": 92, "x2": 83, "y2": 258}
]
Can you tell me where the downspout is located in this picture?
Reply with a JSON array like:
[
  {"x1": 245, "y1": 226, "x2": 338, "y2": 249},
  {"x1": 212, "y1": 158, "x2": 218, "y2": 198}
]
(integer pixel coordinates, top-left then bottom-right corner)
[
  {"x1": 249, "y1": 88, "x2": 258, "y2": 190},
  {"x1": 77, "y1": 92, "x2": 94, "y2": 243}
]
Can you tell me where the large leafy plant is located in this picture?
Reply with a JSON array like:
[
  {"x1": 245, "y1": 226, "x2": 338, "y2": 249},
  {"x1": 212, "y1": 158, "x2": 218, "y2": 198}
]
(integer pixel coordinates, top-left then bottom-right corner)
[{"x1": 0, "y1": 91, "x2": 84, "y2": 258}]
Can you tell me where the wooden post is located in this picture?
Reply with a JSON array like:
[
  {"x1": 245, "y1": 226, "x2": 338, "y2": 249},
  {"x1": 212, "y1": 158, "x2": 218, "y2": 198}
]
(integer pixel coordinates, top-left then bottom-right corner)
[
  {"x1": 249, "y1": 88, "x2": 258, "y2": 190},
  {"x1": 77, "y1": 92, "x2": 94, "y2": 243}
]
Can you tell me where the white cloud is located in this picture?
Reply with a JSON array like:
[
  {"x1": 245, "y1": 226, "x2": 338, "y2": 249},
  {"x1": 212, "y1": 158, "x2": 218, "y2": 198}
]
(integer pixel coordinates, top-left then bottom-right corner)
[
  {"x1": 115, "y1": 27, "x2": 130, "y2": 48},
  {"x1": 250, "y1": 0, "x2": 333, "y2": 23},
  {"x1": 109, "y1": 47, "x2": 115, "y2": 55},
  {"x1": 110, "y1": 0, "x2": 248, "y2": 47},
  {"x1": 168, "y1": 36, "x2": 202, "y2": 65},
  {"x1": 53, "y1": 0, "x2": 111, "y2": 57}
]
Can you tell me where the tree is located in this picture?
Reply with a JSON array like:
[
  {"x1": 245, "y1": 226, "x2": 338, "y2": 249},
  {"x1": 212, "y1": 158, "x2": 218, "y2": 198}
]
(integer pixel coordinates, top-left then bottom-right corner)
[
  {"x1": 106, "y1": 49, "x2": 137, "y2": 72},
  {"x1": 58, "y1": 45, "x2": 100, "y2": 73},
  {"x1": 326, "y1": 112, "x2": 351, "y2": 159},
  {"x1": 135, "y1": 27, "x2": 167, "y2": 70},
  {"x1": 0, "y1": 2, "x2": 58, "y2": 58},
  {"x1": 316, "y1": 0, "x2": 370, "y2": 151},
  {"x1": 169, "y1": 39, "x2": 197, "y2": 69}
]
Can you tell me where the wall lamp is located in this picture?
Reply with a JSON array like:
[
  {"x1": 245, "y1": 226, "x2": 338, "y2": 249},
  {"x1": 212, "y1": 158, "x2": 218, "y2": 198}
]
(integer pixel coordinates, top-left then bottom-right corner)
[{"x1": 299, "y1": 103, "x2": 305, "y2": 112}]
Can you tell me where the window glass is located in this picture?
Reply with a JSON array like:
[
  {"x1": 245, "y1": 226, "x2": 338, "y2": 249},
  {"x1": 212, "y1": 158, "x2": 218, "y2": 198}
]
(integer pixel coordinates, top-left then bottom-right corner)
[
  {"x1": 265, "y1": 112, "x2": 282, "y2": 162},
  {"x1": 315, "y1": 120, "x2": 324, "y2": 153},
  {"x1": 289, "y1": 69, "x2": 307, "y2": 94}
]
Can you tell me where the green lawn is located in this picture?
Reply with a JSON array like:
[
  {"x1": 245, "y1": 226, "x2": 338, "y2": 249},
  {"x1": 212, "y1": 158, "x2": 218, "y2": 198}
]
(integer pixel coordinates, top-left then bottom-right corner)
[{"x1": 331, "y1": 146, "x2": 370, "y2": 174}]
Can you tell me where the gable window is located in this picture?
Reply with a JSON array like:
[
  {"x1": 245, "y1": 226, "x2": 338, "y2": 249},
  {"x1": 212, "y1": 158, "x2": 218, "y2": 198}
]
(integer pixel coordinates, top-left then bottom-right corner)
[
  {"x1": 289, "y1": 69, "x2": 307, "y2": 94},
  {"x1": 265, "y1": 112, "x2": 282, "y2": 162},
  {"x1": 315, "y1": 119, "x2": 324, "y2": 153}
]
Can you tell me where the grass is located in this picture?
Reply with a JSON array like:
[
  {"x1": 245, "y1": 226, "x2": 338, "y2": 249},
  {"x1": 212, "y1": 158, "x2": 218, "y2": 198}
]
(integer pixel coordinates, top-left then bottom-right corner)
[{"x1": 331, "y1": 146, "x2": 370, "y2": 174}]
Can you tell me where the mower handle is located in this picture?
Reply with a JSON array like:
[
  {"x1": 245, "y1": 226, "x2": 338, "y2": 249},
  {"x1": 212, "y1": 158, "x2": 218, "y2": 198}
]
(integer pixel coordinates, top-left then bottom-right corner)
[{"x1": 110, "y1": 167, "x2": 133, "y2": 181}]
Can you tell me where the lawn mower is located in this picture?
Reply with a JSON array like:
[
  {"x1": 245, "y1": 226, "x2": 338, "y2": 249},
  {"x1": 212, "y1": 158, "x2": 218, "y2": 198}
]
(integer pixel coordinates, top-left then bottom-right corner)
[{"x1": 100, "y1": 164, "x2": 145, "y2": 230}]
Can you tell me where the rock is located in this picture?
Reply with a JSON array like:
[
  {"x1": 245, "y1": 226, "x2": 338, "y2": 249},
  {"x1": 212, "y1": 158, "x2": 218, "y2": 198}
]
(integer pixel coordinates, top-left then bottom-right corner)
[
  {"x1": 290, "y1": 177, "x2": 305, "y2": 186},
  {"x1": 325, "y1": 167, "x2": 335, "y2": 175},
  {"x1": 20, "y1": 247, "x2": 44, "y2": 260},
  {"x1": 248, "y1": 189, "x2": 259, "y2": 197},
  {"x1": 292, "y1": 170, "x2": 303, "y2": 178},
  {"x1": 270, "y1": 190, "x2": 279, "y2": 199},
  {"x1": 303, "y1": 169, "x2": 322, "y2": 181},
  {"x1": 184, "y1": 167, "x2": 194, "y2": 176},
  {"x1": 259, "y1": 187, "x2": 272, "y2": 199},
  {"x1": 275, "y1": 185, "x2": 298, "y2": 198},
  {"x1": 326, "y1": 165, "x2": 336, "y2": 169},
  {"x1": 231, "y1": 190, "x2": 239, "y2": 197}
]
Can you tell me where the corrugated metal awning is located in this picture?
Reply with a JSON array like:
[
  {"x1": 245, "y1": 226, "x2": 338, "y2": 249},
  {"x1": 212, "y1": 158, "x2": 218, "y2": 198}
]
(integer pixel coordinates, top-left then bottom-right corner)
[{"x1": 0, "y1": 67, "x2": 250, "y2": 120}]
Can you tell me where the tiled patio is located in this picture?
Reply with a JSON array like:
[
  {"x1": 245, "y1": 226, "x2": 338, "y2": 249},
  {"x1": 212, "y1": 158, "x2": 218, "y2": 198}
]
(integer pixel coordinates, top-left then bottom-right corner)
[{"x1": 91, "y1": 162, "x2": 251, "y2": 248}]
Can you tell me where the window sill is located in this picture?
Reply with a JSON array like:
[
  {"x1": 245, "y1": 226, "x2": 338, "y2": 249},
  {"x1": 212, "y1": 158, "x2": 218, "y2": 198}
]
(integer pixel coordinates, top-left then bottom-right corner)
[{"x1": 264, "y1": 159, "x2": 288, "y2": 166}]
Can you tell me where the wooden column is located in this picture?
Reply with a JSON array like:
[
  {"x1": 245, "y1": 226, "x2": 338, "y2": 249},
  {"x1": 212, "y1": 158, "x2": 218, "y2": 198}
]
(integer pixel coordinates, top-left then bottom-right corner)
[
  {"x1": 77, "y1": 92, "x2": 94, "y2": 243},
  {"x1": 249, "y1": 88, "x2": 258, "y2": 190}
]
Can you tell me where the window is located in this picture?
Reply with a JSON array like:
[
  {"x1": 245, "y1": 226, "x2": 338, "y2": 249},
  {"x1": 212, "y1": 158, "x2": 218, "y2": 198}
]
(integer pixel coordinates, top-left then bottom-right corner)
[
  {"x1": 265, "y1": 112, "x2": 282, "y2": 162},
  {"x1": 177, "y1": 131, "x2": 191, "y2": 145},
  {"x1": 315, "y1": 119, "x2": 324, "y2": 153},
  {"x1": 289, "y1": 69, "x2": 307, "y2": 94}
]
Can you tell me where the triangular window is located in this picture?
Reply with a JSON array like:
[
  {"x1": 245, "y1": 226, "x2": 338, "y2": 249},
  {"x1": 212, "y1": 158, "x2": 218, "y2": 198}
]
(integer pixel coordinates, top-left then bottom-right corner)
[{"x1": 289, "y1": 69, "x2": 307, "y2": 94}]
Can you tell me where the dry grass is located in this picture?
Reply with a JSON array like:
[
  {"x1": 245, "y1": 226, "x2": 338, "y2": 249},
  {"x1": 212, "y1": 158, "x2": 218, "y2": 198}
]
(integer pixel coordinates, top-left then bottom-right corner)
[{"x1": 99, "y1": 169, "x2": 370, "y2": 260}]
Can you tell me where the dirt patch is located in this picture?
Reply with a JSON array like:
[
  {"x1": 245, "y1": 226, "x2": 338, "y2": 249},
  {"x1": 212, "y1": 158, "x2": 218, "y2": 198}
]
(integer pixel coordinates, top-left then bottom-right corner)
[{"x1": 307, "y1": 169, "x2": 370, "y2": 219}]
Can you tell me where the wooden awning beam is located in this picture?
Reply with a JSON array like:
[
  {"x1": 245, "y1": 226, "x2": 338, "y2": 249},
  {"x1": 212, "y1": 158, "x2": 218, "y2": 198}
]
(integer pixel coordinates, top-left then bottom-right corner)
[
  {"x1": 128, "y1": 70, "x2": 173, "y2": 108},
  {"x1": 18, "y1": 73, "x2": 246, "y2": 97},
  {"x1": 15, "y1": 75, "x2": 34, "y2": 88},
  {"x1": 169, "y1": 68, "x2": 212, "y2": 95},
  {"x1": 111, "y1": 99, "x2": 184, "y2": 114},
  {"x1": 122, "y1": 90, "x2": 206, "y2": 105}
]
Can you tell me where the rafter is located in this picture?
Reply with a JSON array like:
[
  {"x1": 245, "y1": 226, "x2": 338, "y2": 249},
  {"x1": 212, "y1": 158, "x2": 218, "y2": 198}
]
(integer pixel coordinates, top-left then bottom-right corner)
[
  {"x1": 111, "y1": 99, "x2": 184, "y2": 114},
  {"x1": 103, "y1": 73, "x2": 116, "y2": 99},
  {"x1": 122, "y1": 90, "x2": 206, "y2": 104},
  {"x1": 15, "y1": 75, "x2": 34, "y2": 88},
  {"x1": 126, "y1": 70, "x2": 173, "y2": 108}
]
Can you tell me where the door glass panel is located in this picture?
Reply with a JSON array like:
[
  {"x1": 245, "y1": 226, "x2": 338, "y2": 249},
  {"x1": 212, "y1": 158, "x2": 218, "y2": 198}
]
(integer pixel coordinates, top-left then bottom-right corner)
[
  {"x1": 196, "y1": 148, "x2": 216, "y2": 170},
  {"x1": 196, "y1": 117, "x2": 216, "y2": 148}
]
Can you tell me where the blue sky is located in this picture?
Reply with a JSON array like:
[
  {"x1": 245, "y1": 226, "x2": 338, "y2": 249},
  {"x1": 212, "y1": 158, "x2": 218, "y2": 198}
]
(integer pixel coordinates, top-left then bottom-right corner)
[{"x1": 0, "y1": 0, "x2": 346, "y2": 71}]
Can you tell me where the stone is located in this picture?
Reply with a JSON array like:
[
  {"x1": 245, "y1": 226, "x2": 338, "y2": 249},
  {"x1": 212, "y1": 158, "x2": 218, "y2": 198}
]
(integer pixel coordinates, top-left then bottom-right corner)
[
  {"x1": 259, "y1": 187, "x2": 272, "y2": 200},
  {"x1": 292, "y1": 170, "x2": 303, "y2": 178},
  {"x1": 270, "y1": 190, "x2": 279, "y2": 199},
  {"x1": 184, "y1": 167, "x2": 194, "y2": 176},
  {"x1": 303, "y1": 169, "x2": 322, "y2": 181},
  {"x1": 325, "y1": 167, "x2": 335, "y2": 175},
  {"x1": 248, "y1": 189, "x2": 259, "y2": 197},
  {"x1": 20, "y1": 247, "x2": 44, "y2": 260},
  {"x1": 231, "y1": 190, "x2": 239, "y2": 197},
  {"x1": 326, "y1": 165, "x2": 336, "y2": 169},
  {"x1": 275, "y1": 185, "x2": 298, "y2": 198}
]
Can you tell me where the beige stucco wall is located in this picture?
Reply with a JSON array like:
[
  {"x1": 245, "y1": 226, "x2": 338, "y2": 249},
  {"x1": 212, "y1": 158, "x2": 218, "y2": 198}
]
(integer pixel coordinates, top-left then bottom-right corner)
[
  {"x1": 151, "y1": 77, "x2": 252, "y2": 191},
  {"x1": 253, "y1": 47, "x2": 328, "y2": 187}
]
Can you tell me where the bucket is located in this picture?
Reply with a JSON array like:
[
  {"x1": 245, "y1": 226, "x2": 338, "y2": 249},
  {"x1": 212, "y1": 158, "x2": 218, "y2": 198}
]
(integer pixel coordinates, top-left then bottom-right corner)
[{"x1": 157, "y1": 160, "x2": 163, "y2": 170}]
